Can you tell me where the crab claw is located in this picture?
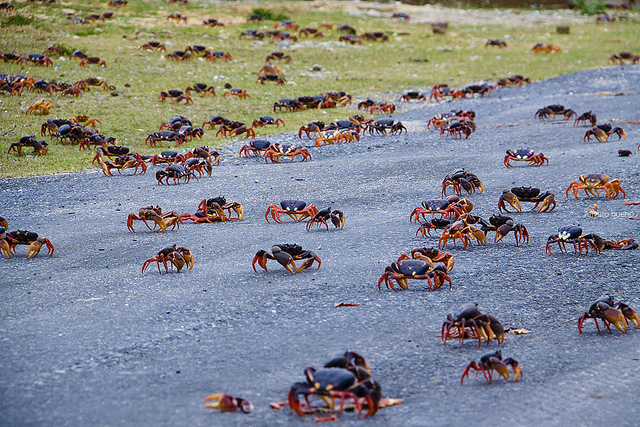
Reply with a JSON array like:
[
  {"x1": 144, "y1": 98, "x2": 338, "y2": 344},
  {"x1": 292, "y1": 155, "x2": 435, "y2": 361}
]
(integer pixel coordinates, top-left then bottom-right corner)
[
  {"x1": 504, "y1": 358, "x2": 522, "y2": 382},
  {"x1": 0, "y1": 238, "x2": 12, "y2": 258},
  {"x1": 492, "y1": 361, "x2": 511, "y2": 381},
  {"x1": 272, "y1": 246, "x2": 297, "y2": 275},
  {"x1": 617, "y1": 303, "x2": 640, "y2": 329},
  {"x1": 26, "y1": 237, "x2": 54, "y2": 258},
  {"x1": 499, "y1": 189, "x2": 521, "y2": 213},
  {"x1": 202, "y1": 393, "x2": 253, "y2": 413},
  {"x1": 252, "y1": 250, "x2": 269, "y2": 272},
  {"x1": 178, "y1": 247, "x2": 194, "y2": 270},
  {"x1": 600, "y1": 305, "x2": 627, "y2": 334},
  {"x1": 296, "y1": 250, "x2": 321, "y2": 273}
]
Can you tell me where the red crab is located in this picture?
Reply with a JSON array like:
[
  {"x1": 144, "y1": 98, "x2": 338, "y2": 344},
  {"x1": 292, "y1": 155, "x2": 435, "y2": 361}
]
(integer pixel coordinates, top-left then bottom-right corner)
[
  {"x1": 578, "y1": 296, "x2": 639, "y2": 335},
  {"x1": 461, "y1": 350, "x2": 522, "y2": 385},
  {"x1": 141, "y1": 244, "x2": 194, "y2": 274},
  {"x1": 503, "y1": 149, "x2": 549, "y2": 168},
  {"x1": 252, "y1": 244, "x2": 321, "y2": 274},
  {"x1": 265, "y1": 200, "x2": 318, "y2": 223}
]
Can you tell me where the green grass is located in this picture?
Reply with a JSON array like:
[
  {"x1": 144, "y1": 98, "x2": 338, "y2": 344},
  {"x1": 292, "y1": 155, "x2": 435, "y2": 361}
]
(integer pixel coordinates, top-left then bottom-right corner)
[{"x1": 1, "y1": 0, "x2": 639, "y2": 178}]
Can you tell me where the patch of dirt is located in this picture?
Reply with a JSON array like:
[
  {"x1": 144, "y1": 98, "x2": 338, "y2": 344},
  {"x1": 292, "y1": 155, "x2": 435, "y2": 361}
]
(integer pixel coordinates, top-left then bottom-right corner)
[{"x1": 300, "y1": 0, "x2": 593, "y2": 27}]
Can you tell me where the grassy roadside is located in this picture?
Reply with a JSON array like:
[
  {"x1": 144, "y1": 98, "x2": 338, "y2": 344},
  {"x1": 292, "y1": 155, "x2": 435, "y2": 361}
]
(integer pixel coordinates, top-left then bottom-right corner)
[{"x1": 1, "y1": 0, "x2": 639, "y2": 178}]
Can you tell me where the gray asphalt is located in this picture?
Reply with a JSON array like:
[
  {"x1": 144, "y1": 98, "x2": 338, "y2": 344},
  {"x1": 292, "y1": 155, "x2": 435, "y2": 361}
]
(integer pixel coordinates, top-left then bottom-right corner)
[{"x1": 1, "y1": 66, "x2": 639, "y2": 427}]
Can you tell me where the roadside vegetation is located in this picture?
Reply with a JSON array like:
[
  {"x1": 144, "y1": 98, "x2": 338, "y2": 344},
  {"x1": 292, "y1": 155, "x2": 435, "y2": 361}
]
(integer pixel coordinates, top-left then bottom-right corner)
[{"x1": 1, "y1": 0, "x2": 638, "y2": 178}]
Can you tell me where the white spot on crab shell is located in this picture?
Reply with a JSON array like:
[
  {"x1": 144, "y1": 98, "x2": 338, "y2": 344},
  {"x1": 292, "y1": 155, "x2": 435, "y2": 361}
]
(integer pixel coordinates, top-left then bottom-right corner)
[{"x1": 559, "y1": 231, "x2": 572, "y2": 239}]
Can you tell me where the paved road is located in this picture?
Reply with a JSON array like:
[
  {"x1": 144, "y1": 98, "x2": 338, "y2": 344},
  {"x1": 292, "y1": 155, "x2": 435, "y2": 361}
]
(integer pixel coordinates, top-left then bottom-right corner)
[{"x1": 1, "y1": 66, "x2": 639, "y2": 426}]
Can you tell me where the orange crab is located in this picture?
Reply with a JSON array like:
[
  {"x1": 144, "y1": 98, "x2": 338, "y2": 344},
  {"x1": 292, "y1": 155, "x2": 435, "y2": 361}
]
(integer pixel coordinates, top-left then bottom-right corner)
[{"x1": 565, "y1": 174, "x2": 625, "y2": 200}]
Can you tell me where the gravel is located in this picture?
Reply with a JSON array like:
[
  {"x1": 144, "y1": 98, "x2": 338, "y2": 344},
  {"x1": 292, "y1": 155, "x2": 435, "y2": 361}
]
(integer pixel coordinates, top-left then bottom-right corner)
[{"x1": 1, "y1": 65, "x2": 639, "y2": 426}]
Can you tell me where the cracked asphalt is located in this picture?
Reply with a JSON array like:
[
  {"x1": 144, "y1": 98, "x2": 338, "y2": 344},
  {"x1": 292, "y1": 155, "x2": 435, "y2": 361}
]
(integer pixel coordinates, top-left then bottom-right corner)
[{"x1": 1, "y1": 66, "x2": 639, "y2": 426}]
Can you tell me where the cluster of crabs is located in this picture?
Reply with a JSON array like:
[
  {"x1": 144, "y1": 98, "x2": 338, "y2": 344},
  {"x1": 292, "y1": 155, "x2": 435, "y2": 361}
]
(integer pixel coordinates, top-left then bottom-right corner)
[{"x1": 0, "y1": 73, "x2": 113, "y2": 98}]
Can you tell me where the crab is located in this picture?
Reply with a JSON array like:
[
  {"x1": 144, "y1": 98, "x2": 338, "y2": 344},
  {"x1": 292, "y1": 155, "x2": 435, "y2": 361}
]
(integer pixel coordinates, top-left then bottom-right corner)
[
  {"x1": 265, "y1": 51, "x2": 292, "y2": 63},
  {"x1": 78, "y1": 57, "x2": 107, "y2": 67},
  {"x1": 272, "y1": 32, "x2": 298, "y2": 43},
  {"x1": 578, "y1": 296, "x2": 639, "y2": 335},
  {"x1": 127, "y1": 206, "x2": 182, "y2": 233},
  {"x1": 485, "y1": 39, "x2": 507, "y2": 48},
  {"x1": 252, "y1": 244, "x2": 321, "y2": 275},
  {"x1": 441, "y1": 303, "x2": 505, "y2": 346},
  {"x1": 416, "y1": 218, "x2": 453, "y2": 238},
  {"x1": 216, "y1": 123, "x2": 256, "y2": 139},
  {"x1": 158, "y1": 90, "x2": 193, "y2": 104},
  {"x1": 0, "y1": 230, "x2": 54, "y2": 258},
  {"x1": 298, "y1": 121, "x2": 325, "y2": 139},
  {"x1": 202, "y1": 18, "x2": 226, "y2": 27},
  {"x1": 142, "y1": 244, "x2": 194, "y2": 274},
  {"x1": 499, "y1": 187, "x2": 556, "y2": 213},
  {"x1": 440, "y1": 120, "x2": 475, "y2": 139},
  {"x1": 146, "y1": 131, "x2": 184, "y2": 148},
  {"x1": 265, "y1": 200, "x2": 318, "y2": 223},
  {"x1": 339, "y1": 34, "x2": 363, "y2": 45},
  {"x1": 410, "y1": 196, "x2": 472, "y2": 223},
  {"x1": 101, "y1": 154, "x2": 148, "y2": 177},
  {"x1": 274, "y1": 351, "x2": 389, "y2": 422},
  {"x1": 299, "y1": 27, "x2": 323, "y2": 38},
  {"x1": 399, "y1": 91, "x2": 427, "y2": 102},
  {"x1": 503, "y1": 149, "x2": 549, "y2": 168},
  {"x1": 581, "y1": 235, "x2": 638, "y2": 254},
  {"x1": 392, "y1": 12, "x2": 410, "y2": 21},
  {"x1": 438, "y1": 219, "x2": 486, "y2": 250},
  {"x1": 442, "y1": 169, "x2": 483, "y2": 197},
  {"x1": 378, "y1": 254, "x2": 452, "y2": 292},
  {"x1": 222, "y1": 88, "x2": 250, "y2": 100},
  {"x1": 156, "y1": 164, "x2": 197, "y2": 185},
  {"x1": 532, "y1": 43, "x2": 561, "y2": 54},
  {"x1": 26, "y1": 100, "x2": 52, "y2": 115},
  {"x1": 273, "y1": 98, "x2": 303, "y2": 113},
  {"x1": 306, "y1": 208, "x2": 345, "y2": 231},
  {"x1": 430, "y1": 84, "x2": 465, "y2": 102},
  {"x1": 239, "y1": 29, "x2": 264, "y2": 40},
  {"x1": 74, "y1": 78, "x2": 112, "y2": 91},
  {"x1": 202, "y1": 394, "x2": 252, "y2": 413},
  {"x1": 574, "y1": 111, "x2": 597, "y2": 127},
  {"x1": 61, "y1": 87, "x2": 83, "y2": 97},
  {"x1": 239, "y1": 139, "x2": 271, "y2": 157},
  {"x1": 461, "y1": 351, "x2": 522, "y2": 385},
  {"x1": 403, "y1": 247, "x2": 455, "y2": 272},
  {"x1": 180, "y1": 204, "x2": 228, "y2": 224},
  {"x1": 565, "y1": 174, "x2": 625, "y2": 200},
  {"x1": 535, "y1": 104, "x2": 576, "y2": 121},
  {"x1": 484, "y1": 215, "x2": 530, "y2": 246},
  {"x1": 166, "y1": 51, "x2": 192, "y2": 61},
  {"x1": 545, "y1": 225, "x2": 593, "y2": 256},
  {"x1": 205, "y1": 51, "x2": 233, "y2": 62},
  {"x1": 166, "y1": 13, "x2": 188, "y2": 23},
  {"x1": 427, "y1": 110, "x2": 475, "y2": 130},
  {"x1": 8, "y1": 136, "x2": 49, "y2": 156},
  {"x1": 256, "y1": 73, "x2": 287, "y2": 85},
  {"x1": 139, "y1": 41, "x2": 166, "y2": 52},
  {"x1": 608, "y1": 52, "x2": 640, "y2": 65},
  {"x1": 366, "y1": 118, "x2": 406, "y2": 136},
  {"x1": 252, "y1": 116, "x2": 285, "y2": 128},
  {"x1": 314, "y1": 129, "x2": 359, "y2": 146},
  {"x1": 18, "y1": 53, "x2": 53, "y2": 67},
  {"x1": 274, "y1": 20, "x2": 299, "y2": 30},
  {"x1": 264, "y1": 144, "x2": 311, "y2": 163},
  {"x1": 584, "y1": 123, "x2": 626, "y2": 143},
  {"x1": 185, "y1": 83, "x2": 215, "y2": 97},
  {"x1": 197, "y1": 197, "x2": 244, "y2": 220},
  {"x1": 463, "y1": 84, "x2": 493, "y2": 98},
  {"x1": 369, "y1": 101, "x2": 396, "y2": 115}
]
